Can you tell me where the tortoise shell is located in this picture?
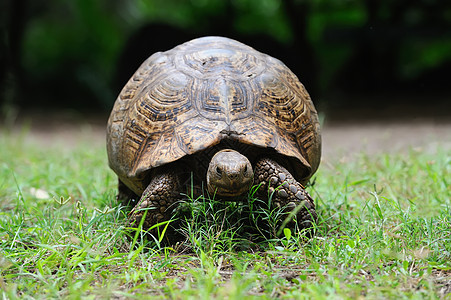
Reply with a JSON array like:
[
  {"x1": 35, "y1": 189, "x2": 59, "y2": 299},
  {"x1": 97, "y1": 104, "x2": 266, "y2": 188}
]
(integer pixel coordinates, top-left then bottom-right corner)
[{"x1": 107, "y1": 36, "x2": 321, "y2": 195}]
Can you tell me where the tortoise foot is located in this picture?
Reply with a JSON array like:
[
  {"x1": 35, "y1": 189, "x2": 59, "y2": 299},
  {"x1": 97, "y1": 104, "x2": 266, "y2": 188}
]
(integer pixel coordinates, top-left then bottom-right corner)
[
  {"x1": 128, "y1": 169, "x2": 181, "y2": 234},
  {"x1": 254, "y1": 158, "x2": 317, "y2": 233}
]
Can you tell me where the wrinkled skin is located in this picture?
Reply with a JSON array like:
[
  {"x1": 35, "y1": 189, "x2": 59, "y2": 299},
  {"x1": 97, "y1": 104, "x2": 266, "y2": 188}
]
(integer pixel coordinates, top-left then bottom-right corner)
[{"x1": 123, "y1": 149, "x2": 316, "y2": 235}]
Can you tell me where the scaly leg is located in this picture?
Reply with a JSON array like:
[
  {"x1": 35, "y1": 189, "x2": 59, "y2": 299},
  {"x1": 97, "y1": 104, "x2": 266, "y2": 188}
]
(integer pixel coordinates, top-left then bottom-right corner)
[
  {"x1": 128, "y1": 168, "x2": 182, "y2": 233},
  {"x1": 254, "y1": 158, "x2": 317, "y2": 232}
]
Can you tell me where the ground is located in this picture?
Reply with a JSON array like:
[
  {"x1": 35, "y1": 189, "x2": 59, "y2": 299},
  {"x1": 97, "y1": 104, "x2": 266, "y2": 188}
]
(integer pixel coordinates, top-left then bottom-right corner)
[{"x1": 1, "y1": 109, "x2": 450, "y2": 298}]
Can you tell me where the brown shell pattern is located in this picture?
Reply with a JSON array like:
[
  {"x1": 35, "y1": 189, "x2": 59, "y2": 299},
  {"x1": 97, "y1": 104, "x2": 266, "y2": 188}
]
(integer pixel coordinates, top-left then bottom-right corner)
[{"x1": 107, "y1": 36, "x2": 321, "y2": 195}]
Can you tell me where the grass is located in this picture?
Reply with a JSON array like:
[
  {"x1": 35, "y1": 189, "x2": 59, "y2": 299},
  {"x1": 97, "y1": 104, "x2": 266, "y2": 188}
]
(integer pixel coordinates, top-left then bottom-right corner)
[{"x1": 0, "y1": 127, "x2": 450, "y2": 299}]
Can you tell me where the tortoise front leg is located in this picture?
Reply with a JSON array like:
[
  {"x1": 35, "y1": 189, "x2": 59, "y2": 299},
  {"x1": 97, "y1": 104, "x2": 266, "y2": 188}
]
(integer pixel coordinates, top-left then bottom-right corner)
[
  {"x1": 254, "y1": 158, "x2": 317, "y2": 233},
  {"x1": 128, "y1": 168, "x2": 182, "y2": 233}
]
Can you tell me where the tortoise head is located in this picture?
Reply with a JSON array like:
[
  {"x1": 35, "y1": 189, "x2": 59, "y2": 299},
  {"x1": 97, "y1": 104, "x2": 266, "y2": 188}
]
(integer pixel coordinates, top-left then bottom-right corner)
[{"x1": 207, "y1": 149, "x2": 254, "y2": 197}]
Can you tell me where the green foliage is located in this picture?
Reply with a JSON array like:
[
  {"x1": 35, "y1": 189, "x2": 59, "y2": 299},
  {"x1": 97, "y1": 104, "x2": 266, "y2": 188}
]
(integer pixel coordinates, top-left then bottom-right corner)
[
  {"x1": 0, "y1": 127, "x2": 450, "y2": 297},
  {"x1": 11, "y1": 0, "x2": 450, "y2": 110}
]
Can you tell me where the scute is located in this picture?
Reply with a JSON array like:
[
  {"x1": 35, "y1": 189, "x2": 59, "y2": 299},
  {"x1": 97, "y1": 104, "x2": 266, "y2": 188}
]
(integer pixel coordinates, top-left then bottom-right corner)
[
  {"x1": 140, "y1": 73, "x2": 192, "y2": 122},
  {"x1": 107, "y1": 36, "x2": 321, "y2": 195}
]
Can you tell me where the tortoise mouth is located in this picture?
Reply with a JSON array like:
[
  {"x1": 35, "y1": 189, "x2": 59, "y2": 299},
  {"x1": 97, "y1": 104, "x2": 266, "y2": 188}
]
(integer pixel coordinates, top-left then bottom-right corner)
[{"x1": 212, "y1": 180, "x2": 252, "y2": 197}]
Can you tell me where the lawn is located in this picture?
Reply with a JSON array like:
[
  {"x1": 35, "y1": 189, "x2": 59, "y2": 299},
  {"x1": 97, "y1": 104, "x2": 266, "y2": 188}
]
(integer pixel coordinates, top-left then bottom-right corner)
[{"x1": 0, "y1": 125, "x2": 450, "y2": 299}]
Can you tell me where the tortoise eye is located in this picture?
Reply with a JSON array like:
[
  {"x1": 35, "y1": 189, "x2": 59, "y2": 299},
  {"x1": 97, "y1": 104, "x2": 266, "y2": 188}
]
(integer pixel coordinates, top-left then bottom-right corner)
[
  {"x1": 244, "y1": 165, "x2": 248, "y2": 173},
  {"x1": 216, "y1": 166, "x2": 222, "y2": 175}
]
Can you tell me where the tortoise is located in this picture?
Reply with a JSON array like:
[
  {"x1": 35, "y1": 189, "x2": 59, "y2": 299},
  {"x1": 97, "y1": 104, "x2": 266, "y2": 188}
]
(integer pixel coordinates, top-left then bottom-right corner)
[{"x1": 107, "y1": 36, "x2": 321, "y2": 234}]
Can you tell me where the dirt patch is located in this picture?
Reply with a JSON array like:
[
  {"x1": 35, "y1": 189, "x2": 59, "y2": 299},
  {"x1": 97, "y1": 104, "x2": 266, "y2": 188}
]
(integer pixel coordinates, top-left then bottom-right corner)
[
  {"x1": 321, "y1": 119, "x2": 451, "y2": 159},
  {"x1": 2, "y1": 111, "x2": 450, "y2": 160}
]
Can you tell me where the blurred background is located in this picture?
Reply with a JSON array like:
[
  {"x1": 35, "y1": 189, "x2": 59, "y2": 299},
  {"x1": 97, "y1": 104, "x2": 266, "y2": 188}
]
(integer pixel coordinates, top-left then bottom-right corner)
[{"x1": 1, "y1": 0, "x2": 450, "y2": 123}]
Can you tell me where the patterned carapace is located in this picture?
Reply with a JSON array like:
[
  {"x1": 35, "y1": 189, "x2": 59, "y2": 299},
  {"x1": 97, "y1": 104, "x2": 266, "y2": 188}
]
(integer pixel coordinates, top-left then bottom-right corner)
[{"x1": 107, "y1": 36, "x2": 321, "y2": 195}]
